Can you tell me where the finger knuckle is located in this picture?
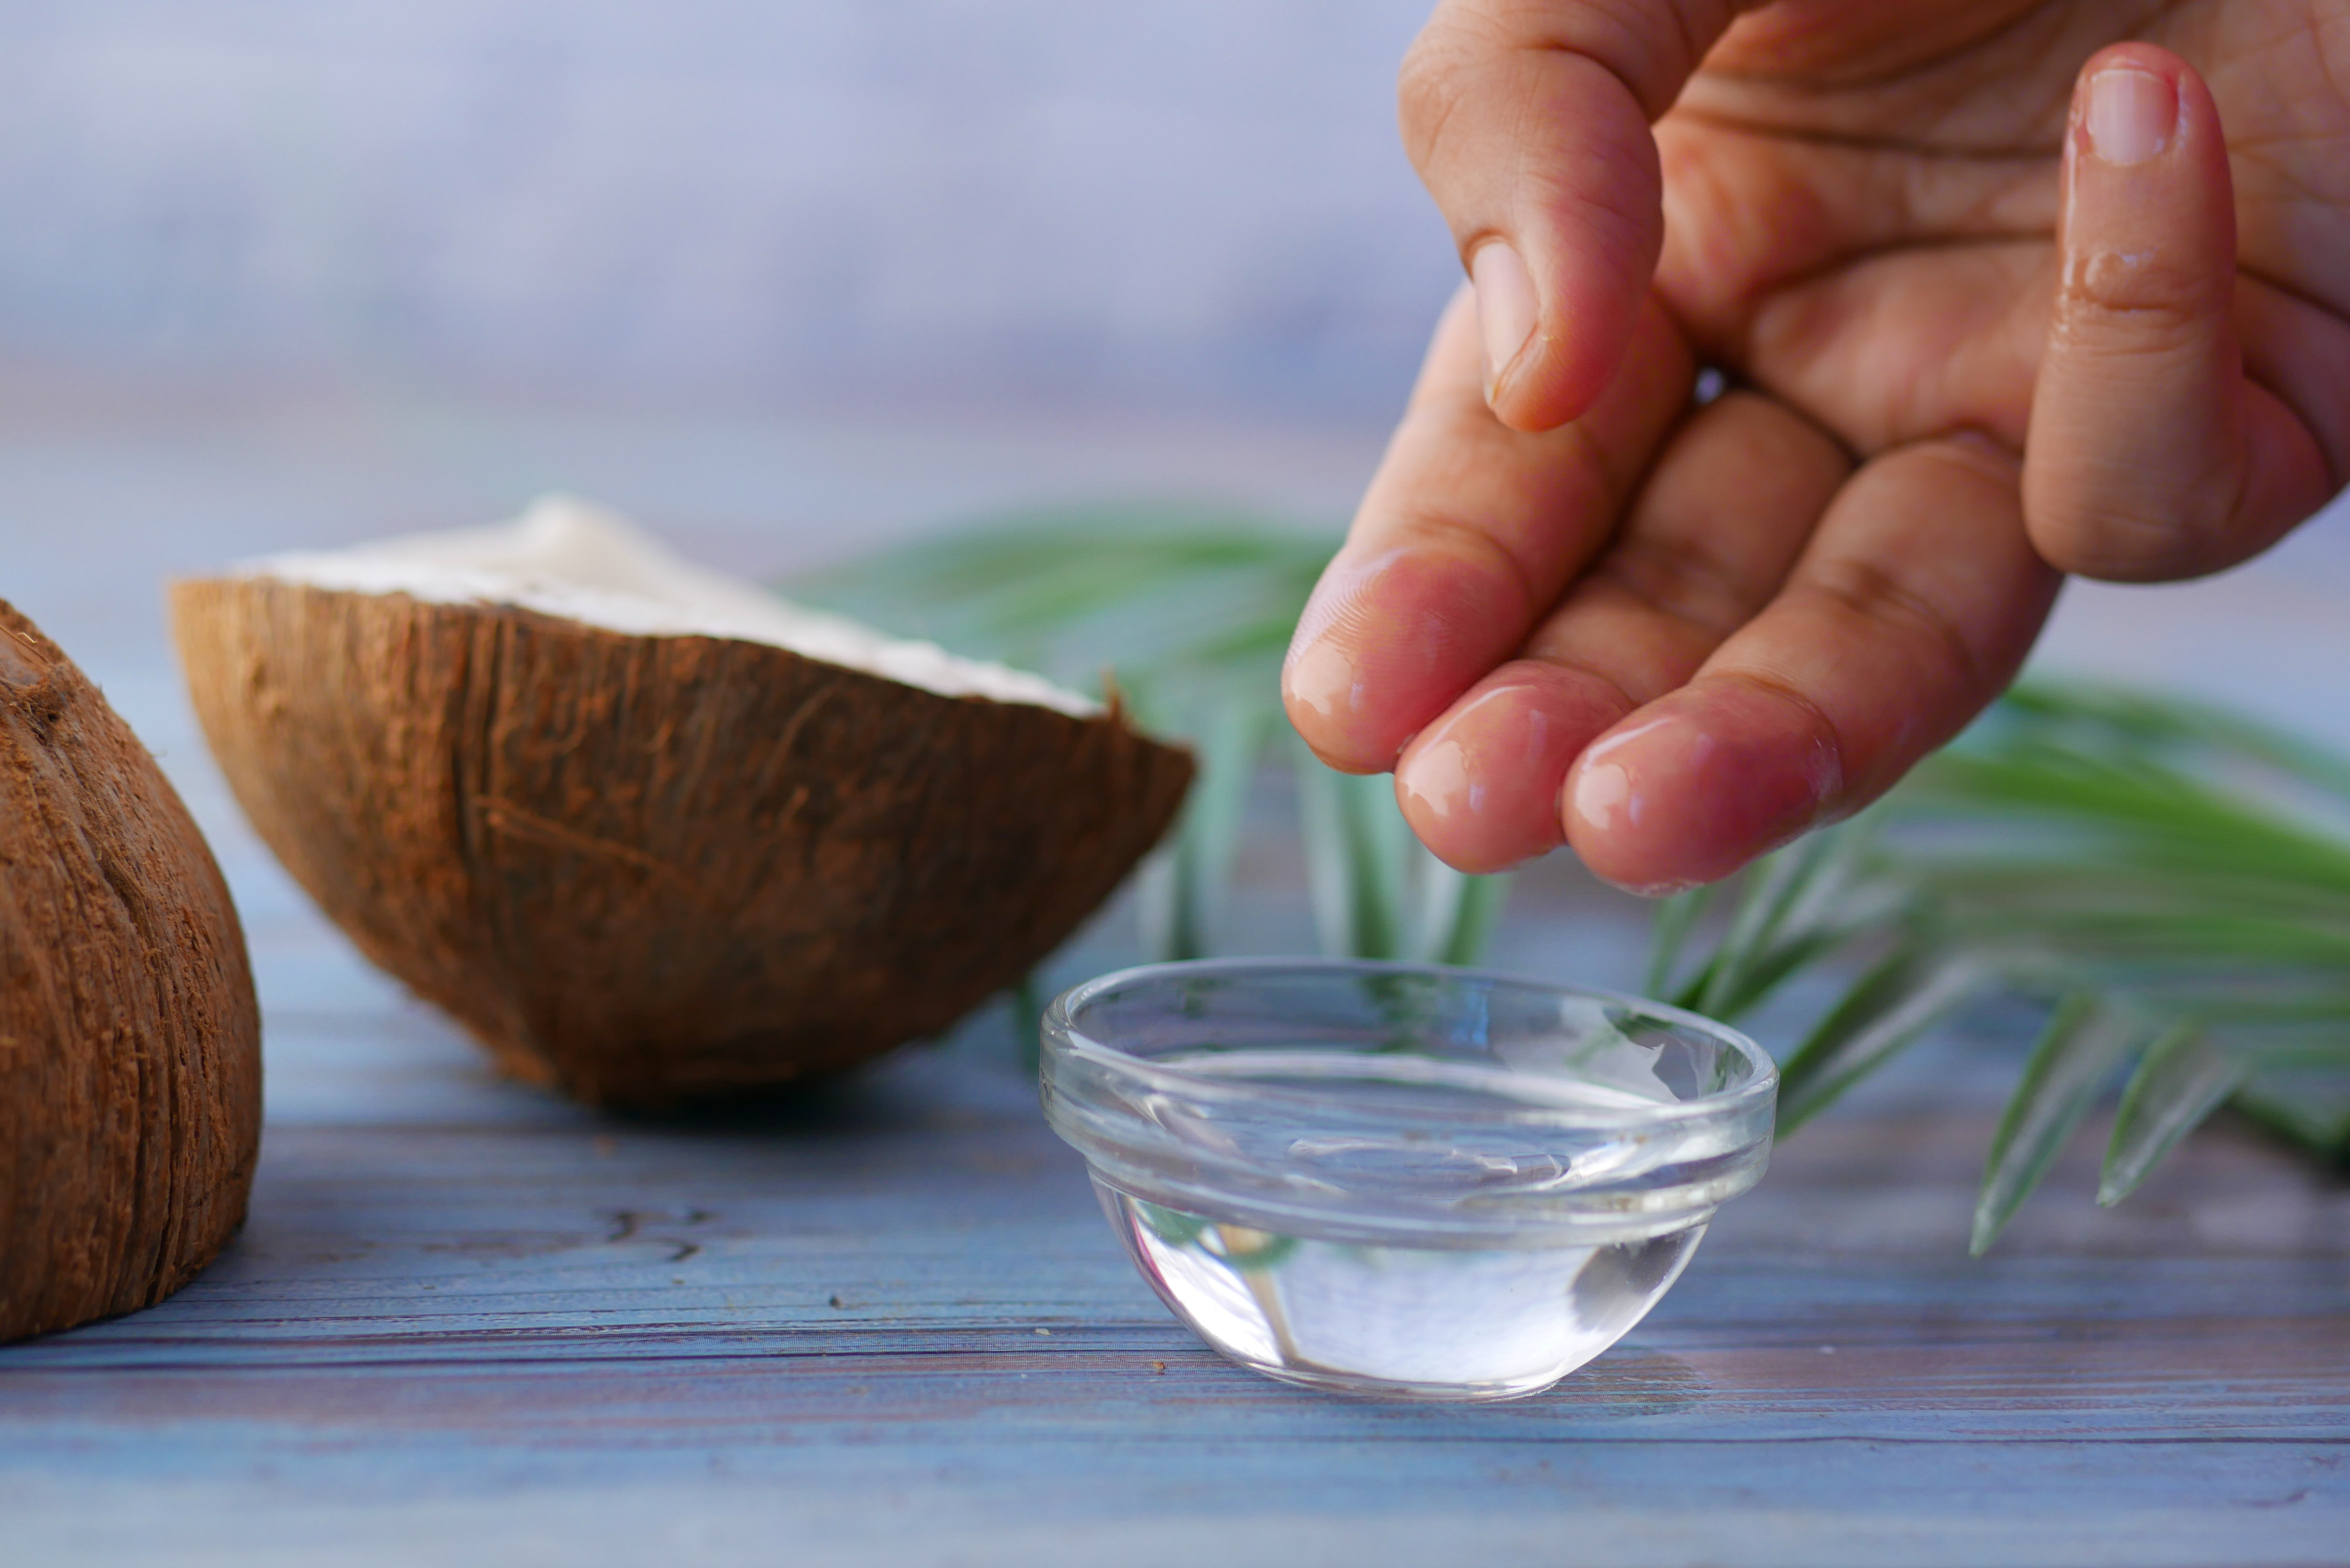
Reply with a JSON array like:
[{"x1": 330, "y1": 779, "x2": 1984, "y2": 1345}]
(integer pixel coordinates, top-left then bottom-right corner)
[
  {"x1": 2028, "y1": 482, "x2": 2242, "y2": 581},
  {"x1": 1797, "y1": 557, "x2": 1993, "y2": 698},
  {"x1": 1396, "y1": 35, "x2": 1474, "y2": 168},
  {"x1": 2054, "y1": 246, "x2": 2223, "y2": 343},
  {"x1": 1387, "y1": 504, "x2": 1544, "y2": 622},
  {"x1": 1587, "y1": 534, "x2": 1750, "y2": 639}
]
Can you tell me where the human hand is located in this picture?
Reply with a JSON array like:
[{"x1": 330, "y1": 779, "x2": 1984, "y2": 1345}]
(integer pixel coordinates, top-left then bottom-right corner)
[{"x1": 1283, "y1": 2, "x2": 2350, "y2": 891}]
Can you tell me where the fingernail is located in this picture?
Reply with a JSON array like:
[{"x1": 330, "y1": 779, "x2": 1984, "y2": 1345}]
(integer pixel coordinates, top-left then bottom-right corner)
[
  {"x1": 2085, "y1": 66, "x2": 2175, "y2": 167},
  {"x1": 1471, "y1": 241, "x2": 1539, "y2": 402}
]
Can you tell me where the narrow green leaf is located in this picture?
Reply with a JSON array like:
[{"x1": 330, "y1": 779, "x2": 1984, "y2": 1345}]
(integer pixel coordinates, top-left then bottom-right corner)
[
  {"x1": 1137, "y1": 696, "x2": 1274, "y2": 960},
  {"x1": 1695, "y1": 833, "x2": 1837, "y2": 1017},
  {"x1": 2098, "y1": 1025, "x2": 2243, "y2": 1207},
  {"x1": 1131, "y1": 852, "x2": 1186, "y2": 963},
  {"x1": 1412, "y1": 860, "x2": 1511, "y2": 968},
  {"x1": 2229, "y1": 1071, "x2": 2350, "y2": 1160},
  {"x1": 1694, "y1": 820, "x2": 1896, "y2": 1022},
  {"x1": 788, "y1": 511, "x2": 1337, "y2": 706},
  {"x1": 1972, "y1": 996, "x2": 2146, "y2": 1255},
  {"x1": 1012, "y1": 973, "x2": 1045, "y2": 1076},
  {"x1": 1643, "y1": 884, "x2": 1713, "y2": 1000},
  {"x1": 1295, "y1": 739, "x2": 1411, "y2": 960},
  {"x1": 1701, "y1": 875, "x2": 1921, "y2": 1027},
  {"x1": 1446, "y1": 873, "x2": 1512, "y2": 968},
  {"x1": 1665, "y1": 956, "x2": 1722, "y2": 1015},
  {"x1": 1998, "y1": 680, "x2": 2350, "y2": 805},
  {"x1": 1346, "y1": 779, "x2": 1416, "y2": 961},
  {"x1": 1778, "y1": 946, "x2": 1989, "y2": 1131},
  {"x1": 1769, "y1": 813, "x2": 1891, "y2": 940},
  {"x1": 2211, "y1": 1021, "x2": 2350, "y2": 1065},
  {"x1": 1913, "y1": 748, "x2": 2350, "y2": 896},
  {"x1": 1411, "y1": 853, "x2": 1468, "y2": 967}
]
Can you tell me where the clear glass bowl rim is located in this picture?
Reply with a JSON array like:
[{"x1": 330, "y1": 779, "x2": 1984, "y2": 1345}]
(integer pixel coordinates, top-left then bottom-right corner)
[{"x1": 1043, "y1": 955, "x2": 1779, "y2": 1134}]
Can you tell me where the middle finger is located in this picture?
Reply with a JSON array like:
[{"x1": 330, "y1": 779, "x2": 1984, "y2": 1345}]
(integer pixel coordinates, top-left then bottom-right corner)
[
  {"x1": 1395, "y1": 389, "x2": 1853, "y2": 870},
  {"x1": 1283, "y1": 284, "x2": 1694, "y2": 775}
]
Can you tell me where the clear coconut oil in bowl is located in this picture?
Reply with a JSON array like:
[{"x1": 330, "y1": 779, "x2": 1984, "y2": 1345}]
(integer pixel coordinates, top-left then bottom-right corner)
[{"x1": 1041, "y1": 960, "x2": 1776, "y2": 1402}]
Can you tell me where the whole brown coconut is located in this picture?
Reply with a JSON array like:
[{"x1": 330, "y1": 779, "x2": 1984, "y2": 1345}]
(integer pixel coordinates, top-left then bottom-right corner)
[
  {"x1": 1, "y1": 604, "x2": 261, "y2": 1343},
  {"x1": 168, "y1": 506, "x2": 1192, "y2": 1109}
]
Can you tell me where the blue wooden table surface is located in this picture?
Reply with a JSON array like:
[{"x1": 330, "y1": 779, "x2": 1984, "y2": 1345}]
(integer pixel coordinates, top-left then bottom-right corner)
[{"x1": 3, "y1": 393, "x2": 2347, "y2": 1566}]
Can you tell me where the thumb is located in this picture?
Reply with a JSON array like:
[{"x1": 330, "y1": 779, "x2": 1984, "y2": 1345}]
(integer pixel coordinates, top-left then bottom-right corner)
[
  {"x1": 2023, "y1": 43, "x2": 2332, "y2": 581},
  {"x1": 1399, "y1": 1, "x2": 1733, "y2": 432}
]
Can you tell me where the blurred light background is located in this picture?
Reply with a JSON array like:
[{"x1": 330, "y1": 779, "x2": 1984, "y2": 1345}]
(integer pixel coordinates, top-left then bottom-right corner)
[
  {"x1": 0, "y1": 0, "x2": 1462, "y2": 697},
  {"x1": 1, "y1": 0, "x2": 2344, "y2": 746},
  {"x1": 0, "y1": 0, "x2": 1450, "y2": 417}
]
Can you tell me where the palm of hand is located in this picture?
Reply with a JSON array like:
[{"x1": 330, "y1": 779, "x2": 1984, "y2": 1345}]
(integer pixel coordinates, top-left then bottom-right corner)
[
  {"x1": 1662, "y1": 1, "x2": 2348, "y2": 466},
  {"x1": 1283, "y1": 0, "x2": 2350, "y2": 892}
]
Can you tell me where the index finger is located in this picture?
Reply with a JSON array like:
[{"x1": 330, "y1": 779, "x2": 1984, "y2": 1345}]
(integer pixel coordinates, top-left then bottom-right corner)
[
  {"x1": 1282, "y1": 284, "x2": 1693, "y2": 774},
  {"x1": 1400, "y1": 0, "x2": 1735, "y2": 427}
]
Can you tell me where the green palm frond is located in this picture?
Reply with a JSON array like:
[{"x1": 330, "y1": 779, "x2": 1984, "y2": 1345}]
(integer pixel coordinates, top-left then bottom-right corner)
[
  {"x1": 794, "y1": 505, "x2": 2350, "y2": 1251},
  {"x1": 1667, "y1": 680, "x2": 2350, "y2": 1250},
  {"x1": 1973, "y1": 996, "x2": 2152, "y2": 1255},
  {"x1": 2100, "y1": 1026, "x2": 2242, "y2": 1208}
]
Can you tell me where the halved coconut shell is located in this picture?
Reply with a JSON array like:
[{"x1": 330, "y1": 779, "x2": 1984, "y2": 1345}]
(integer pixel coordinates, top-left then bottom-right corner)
[
  {"x1": 169, "y1": 577, "x2": 1192, "y2": 1108},
  {"x1": 2, "y1": 604, "x2": 260, "y2": 1343}
]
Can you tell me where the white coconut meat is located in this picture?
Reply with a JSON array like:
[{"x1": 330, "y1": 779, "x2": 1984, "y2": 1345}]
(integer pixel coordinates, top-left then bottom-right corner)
[{"x1": 244, "y1": 495, "x2": 1098, "y2": 717}]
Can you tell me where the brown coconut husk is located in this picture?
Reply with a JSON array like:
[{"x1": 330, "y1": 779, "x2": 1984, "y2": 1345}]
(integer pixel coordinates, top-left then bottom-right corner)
[
  {"x1": 169, "y1": 577, "x2": 1193, "y2": 1109},
  {"x1": 1, "y1": 603, "x2": 261, "y2": 1343}
]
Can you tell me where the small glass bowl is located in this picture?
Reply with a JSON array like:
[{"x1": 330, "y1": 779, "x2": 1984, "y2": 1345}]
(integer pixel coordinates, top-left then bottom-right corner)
[{"x1": 1041, "y1": 959, "x2": 1776, "y2": 1402}]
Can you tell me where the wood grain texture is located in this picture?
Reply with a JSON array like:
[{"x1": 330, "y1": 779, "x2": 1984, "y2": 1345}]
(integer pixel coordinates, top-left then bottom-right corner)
[
  {"x1": 3, "y1": 950, "x2": 2343, "y2": 1567},
  {"x1": 169, "y1": 577, "x2": 1192, "y2": 1107},
  {"x1": 0, "y1": 604, "x2": 260, "y2": 1342}
]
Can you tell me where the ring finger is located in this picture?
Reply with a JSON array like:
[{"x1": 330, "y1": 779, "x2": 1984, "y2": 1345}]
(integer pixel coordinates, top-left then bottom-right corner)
[{"x1": 1395, "y1": 388, "x2": 1852, "y2": 871}]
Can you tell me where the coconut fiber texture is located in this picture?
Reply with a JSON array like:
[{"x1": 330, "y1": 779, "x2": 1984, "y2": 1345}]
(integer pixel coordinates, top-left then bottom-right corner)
[
  {"x1": 171, "y1": 579, "x2": 1194, "y2": 1109},
  {"x1": 1, "y1": 604, "x2": 260, "y2": 1343}
]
